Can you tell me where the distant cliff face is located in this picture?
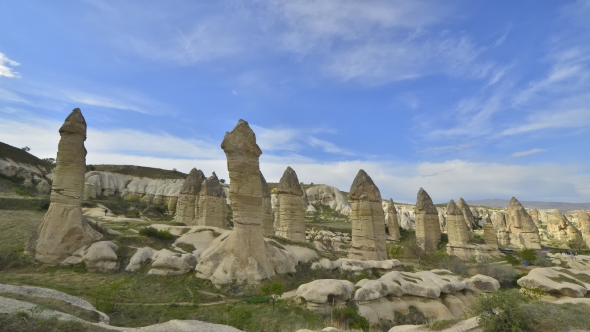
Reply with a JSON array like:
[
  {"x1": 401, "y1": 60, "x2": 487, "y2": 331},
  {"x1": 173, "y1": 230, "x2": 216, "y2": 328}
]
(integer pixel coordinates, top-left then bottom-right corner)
[{"x1": 0, "y1": 141, "x2": 54, "y2": 192}]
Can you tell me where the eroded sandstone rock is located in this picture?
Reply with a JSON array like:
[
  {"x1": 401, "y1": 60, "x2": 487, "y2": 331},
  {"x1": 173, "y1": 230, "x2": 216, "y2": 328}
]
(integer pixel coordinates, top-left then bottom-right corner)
[
  {"x1": 457, "y1": 198, "x2": 474, "y2": 230},
  {"x1": 547, "y1": 209, "x2": 583, "y2": 245},
  {"x1": 25, "y1": 109, "x2": 101, "y2": 264},
  {"x1": 505, "y1": 197, "x2": 541, "y2": 249},
  {"x1": 483, "y1": 217, "x2": 499, "y2": 249},
  {"x1": 348, "y1": 170, "x2": 387, "y2": 260},
  {"x1": 446, "y1": 200, "x2": 469, "y2": 246},
  {"x1": 194, "y1": 120, "x2": 296, "y2": 285},
  {"x1": 260, "y1": 173, "x2": 274, "y2": 236},
  {"x1": 175, "y1": 168, "x2": 205, "y2": 225},
  {"x1": 197, "y1": 172, "x2": 227, "y2": 228},
  {"x1": 414, "y1": 188, "x2": 440, "y2": 253},
  {"x1": 276, "y1": 167, "x2": 306, "y2": 241},
  {"x1": 386, "y1": 199, "x2": 401, "y2": 241}
]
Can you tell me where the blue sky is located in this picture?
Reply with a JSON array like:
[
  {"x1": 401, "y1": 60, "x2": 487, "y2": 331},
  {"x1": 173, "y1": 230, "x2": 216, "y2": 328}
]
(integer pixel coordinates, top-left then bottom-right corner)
[{"x1": 1, "y1": 0, "x2": 590, "y2": 203}]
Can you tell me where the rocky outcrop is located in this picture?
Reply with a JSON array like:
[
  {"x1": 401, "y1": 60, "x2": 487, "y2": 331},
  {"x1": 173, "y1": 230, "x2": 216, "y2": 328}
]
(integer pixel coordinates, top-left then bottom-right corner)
[
  {"x1": 530, "y1": 207, "x2": 541, "y2": 227},
  {"x1": 60, "y1": 241, "x2": 118, "y2": 272},
  {"x1": 194, "y1": 120, "x2": 296, "y2": 285},
  {"x1": 148, "y1": 249, "x2": 196, "y2": 276},
  {"x1": 306, "y1": 185, "x2": 352, "y2": 216},
  {"x1": 174, "y1": 168, "x2": 205, "y2": 224},
  {"x1": 25, "y1": 109, "x2": 101, "y2": 264},
  {"x1": 276, "y1": 167, "x2": 306, "y2": 241},
  {"x1": 547, "y1": 209, "x2": 583, "y2": 245},
  {"x1": 300, "y1": 271, "x2": 499, "y2": 325},
  {"x1": 490, "y1": 211, "x2": 507, "y2": 230},
  {"x1": 578, "y1": 210, "x2": 590, "y2": 229},
  {"x1": 414, "y1": 188, "x2": 440, "y2": 253},
  {"x1": 457, "y1": 198, "x2": 474, "y2": 230},
  {"x1": 348, "y1": 170, "x2": 387, "y2": 260},
  {"x1": 446, "y1": 200, "x2": 469, "y2": 246},
  {"x1": 260, "y1": 173, "x2": 274, "y2": 236},
  {"x1": 517, "y1": 267, "x2": 590, "y2": 298},
  {"x1": 504, "y1": 197, "x2": 541, "y2": 249},
  {"x1": 398, "y1": 205, "x2": 416, "y2": 230},
  {"x1": 385, "y1": 199, "x2": 401, "y2": 241},
  {"x1": 483, "y1": 217, "x2": 499, "y2": 249},
  {"x1": 197, "y1": 172, "x2": 227, "y2": 228}
]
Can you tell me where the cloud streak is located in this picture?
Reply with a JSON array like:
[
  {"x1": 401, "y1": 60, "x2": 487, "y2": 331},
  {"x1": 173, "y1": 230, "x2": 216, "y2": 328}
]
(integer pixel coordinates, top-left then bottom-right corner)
[
  {"x1": 512, "y1": 148, "x2": 546, "y2": 157},
  {"x1": 0, "y1": 53, "x2": 20, "y2": 78}
]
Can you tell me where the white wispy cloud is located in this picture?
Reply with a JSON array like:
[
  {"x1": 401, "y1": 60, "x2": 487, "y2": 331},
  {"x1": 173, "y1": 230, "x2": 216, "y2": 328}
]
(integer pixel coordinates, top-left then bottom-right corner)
[
  {"x1": 251, "y1": 125, "x2": 352, "y2": 156},
  {"x1": 0, "y1": 53, "x2": 20, "y2": 78},
  {"x1": 0, "y1": 88, "x2": 29, "y2": 104},
  {"x1": 2, "y1": 116, "x2": 590, "y2": 202},
  {"x1": 501, "y1": 108, "x2": 590, "y2": 136},
  {"x1": 511, "y1": 148, "x2": 547, "y2": 157}
]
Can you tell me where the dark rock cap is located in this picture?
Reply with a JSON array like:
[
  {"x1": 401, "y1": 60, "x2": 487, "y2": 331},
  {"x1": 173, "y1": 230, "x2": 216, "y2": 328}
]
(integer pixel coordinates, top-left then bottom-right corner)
[
  {"x1": 59, "y1": 108, "x2": 87, "y2": 138},
  {"x1": 180, "y1": 168, "x2": 206, "y2": 195},
  {"x1": 446, "y1": 199, "x2": 462, "y2": 216},
  {"x1": 276, "y1": 166, "x2": 303, "y2": 196},
  {"x1": 415, "y1": 188, "x2": 438, "y2": 214},
  {"x1": 221, "y1": 119, "x2": 262, "y2": 157},
  {"x1": 349, "y1": 169, "x2": 381, "y2": 201}
]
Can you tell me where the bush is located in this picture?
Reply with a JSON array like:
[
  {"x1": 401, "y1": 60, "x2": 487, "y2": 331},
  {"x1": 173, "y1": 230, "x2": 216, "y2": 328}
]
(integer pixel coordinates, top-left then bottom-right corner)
[
  {"x1": 504, "y1": 254, "x2": 521, "y2": 266},
  {"x1": 519, "y1": 249, "x2": 537, "y2": 263},
  {"x1": 477, "y1": 263, "x2": 518, "y2": 287},
  {"x1": 471, "y1": 289, "x2": 532, "y2": 332},
  {"x1": 138, "y1": 227, "x2": 174, "y2": 241},
  {"x1": 332, "y1": 305, "x2": 370, "y2": 332},
  {"x1": 433, "y1": 255, "x2": 469, "y2": 275},
  {"x1": 533, "y1": 256, "x2": 553, "y2": 267}
]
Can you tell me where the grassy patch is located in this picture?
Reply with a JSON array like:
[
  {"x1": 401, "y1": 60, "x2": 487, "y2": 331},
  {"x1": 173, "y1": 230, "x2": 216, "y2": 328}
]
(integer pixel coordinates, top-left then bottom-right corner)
[
  {"x1": 0, "y1": 293, "x2": 100, "y2": 322},
  {"x1": 0, "y1": 197, "x2": 49, "y2": 211},
  {"x1": 559, "y1": 269, "x2": 590, "y2": 284},
  {"x1": 0, "y1": 314, "x2": 110, "y2": 332},
  {"x1": 89, "y1": 164, "x2": 186, "y2": 179},
  {"x1": 548, "y1": 274, "x2": 585, "y2": 286},
  {"x1": 0, "y1": 210, "x2": 46, "y2": 252},
  {"x1": 175, "y1": 243, "x2": 196, "y2": 253}
]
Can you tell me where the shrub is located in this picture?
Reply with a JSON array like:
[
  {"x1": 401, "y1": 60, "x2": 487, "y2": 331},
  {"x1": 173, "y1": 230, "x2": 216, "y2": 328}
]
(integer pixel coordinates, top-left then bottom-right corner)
[
  {"x1": 471, "y1": 289, "x2": 532, "y2": 332},
  {"x1": 139, "y1": 227, "x2": 174, "y2": 241},
  {"x1": 477, "y1": 263, "x2": 518, "y2": 287},
  {"x1": 260, "y1": 282, "x2": 284, "y2": 309},
  {"x1": 332, "y1": 305, "x2": 370, "y2": 332},
  {"x1": 434, "y1": 255, "x2": 469, "y2": 275},
  {"x1": 519, "y1": 249, "x2": 537, "y2": 263},
  {"x1": 504, "y1": 254, "x2": 520, "y2": 266},
  {"x1": 533, "y1": 256, "x2": 553, "y2": 267}
]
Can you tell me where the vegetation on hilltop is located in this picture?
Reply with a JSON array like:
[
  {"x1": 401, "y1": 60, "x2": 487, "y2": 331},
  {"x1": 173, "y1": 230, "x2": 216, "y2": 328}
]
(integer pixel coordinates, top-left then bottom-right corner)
[
  {"x1": 0, "y1": 142, "x2": 55, "y2": 170},
  {"x1": 88, "y1": 165, "x2": 187, "y2": 179}
]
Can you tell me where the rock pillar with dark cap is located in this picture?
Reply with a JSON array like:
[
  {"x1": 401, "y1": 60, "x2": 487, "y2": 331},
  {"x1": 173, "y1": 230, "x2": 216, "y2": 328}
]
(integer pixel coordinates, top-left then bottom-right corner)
[
  {"x1": 446, "y1": 199, "x2": 469, "y2": 245},
  {"x1": 457, "y1": 197, "x2": 475, "y2": 230},
  {"x1": 276, "y1": 166, "x2": 306, "y2": 241},
  {"x1": 175, "y1": 168, "x2": 205, "y2": 224},
  {"x1": 197, "y1": 172, "x2": 227, "y2": 228},
  {"x1": 414, "y1": 188, "x2": 441, "y2": 253},
  {"x1": 260, "y1": 173, "x2": 274, "y2": 236},
  {"x1": 25, "y1": 108, "x2": 101, "y2": 264},
  {"x1": 195, "y1": 120, "x2": 296, "y2": 285},
  {"x1": 348, "y1": 169, "x2": 387, "y2": 260},
  {"x1": 386, "y1": 199, "x2": 401, "y2": 241}
]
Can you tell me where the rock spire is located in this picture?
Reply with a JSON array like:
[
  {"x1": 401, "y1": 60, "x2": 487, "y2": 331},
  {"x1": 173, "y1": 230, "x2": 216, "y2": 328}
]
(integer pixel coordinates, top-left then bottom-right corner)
[
  {"x1": 386, "y1": 199, "x2": 400, "y2": 241},
  {"x1": 505, "y1": 197, "x2": 541, "y2": 249},
  {"x1": 276, "y1": 167, "x2": 306, "y2": 241},
  {"x1": 175, "y1": 168, "x2": 206, "y2": 224},
  {"x1": 197, "y1": 172, "x2": 227, "y2": 228},
  {"x1": 414, "y1": 188, "x2": 441, "y2": 253},
  {"x1": 348, "y1": 170, "x2": 387, "y2": 260},
  {"x1": 25, "y1": 109, "x2": 101, "y2": 264},
  {"x1": 446, "y1": 200, "x2": 469, "y2": 245},
  {"x1": 260, "y1": 173, "x2": 274, "y2": 236}
]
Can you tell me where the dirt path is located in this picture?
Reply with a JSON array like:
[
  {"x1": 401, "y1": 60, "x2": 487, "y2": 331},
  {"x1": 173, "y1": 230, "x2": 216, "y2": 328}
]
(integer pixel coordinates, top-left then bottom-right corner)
[{"x1": 117, "y1": 298, "x2": 239, "y2": 307}]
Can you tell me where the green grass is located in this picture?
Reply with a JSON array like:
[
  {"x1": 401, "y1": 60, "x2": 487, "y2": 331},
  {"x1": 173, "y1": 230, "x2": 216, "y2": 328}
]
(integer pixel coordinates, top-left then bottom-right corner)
[
  {"x1": 0, "y1": 141, "x2": 54, "y2": 170},
  {"x1": 0, "y1": 210, "x2": 46, "y2": 252},
  {"x1": 0, "y1": 197, "x2": 49, "y2": 211}
]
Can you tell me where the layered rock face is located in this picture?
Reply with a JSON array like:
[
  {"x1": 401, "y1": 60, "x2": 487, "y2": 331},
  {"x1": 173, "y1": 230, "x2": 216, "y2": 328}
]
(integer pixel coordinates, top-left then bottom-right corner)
[
  {"x1": 483, "y1": 217, "x2": 499, "y2": 249},
  {"x1": 25, "y1": 109, "x2": 101, "y2": 264},
  {"x1": 276, "y1": 167, "x2": 306, "y2": 241},
  {"x1": 260, "y1": 173, "x2": 274, "y2": 236},
  {"x1": 197, "y1": 172, "x2": 227, "y2": 228},
  {"x1": 505, "y1": 197, "x2": 541, "y2": 249},
  {"x1": 385, "y1": 199, "x2": 401, "y2": 241},
  {"x1": 578, "y1": 210, "x2": 590, "y2": 229},
  {"x1": 174, "y1": 168, "x2": 205, "y2": 224},
  {"x1": 529, "y1": 208, "x2": 541, "y2": 227},
  {"x1": 348, "y1": 170, "x2": 387, "y2": 260},
  {"x1": 414, "y1": 188, "x2": 441, "y2": 253},
  {"x1": 194, "y1": 120, "x2": 296, "y2": 285},
  {"x1": 306, "y1": 184, "x2": 352, "y2": 216},
  {"x1": 457, "y1": 198, "x2": 475, "y2": 230},
  {"x1": 547, "y1": 209, "x2": 583, "y2": 244},
  {"x1": 446, "y1": 200, "x2": 469, "y2": 245}
]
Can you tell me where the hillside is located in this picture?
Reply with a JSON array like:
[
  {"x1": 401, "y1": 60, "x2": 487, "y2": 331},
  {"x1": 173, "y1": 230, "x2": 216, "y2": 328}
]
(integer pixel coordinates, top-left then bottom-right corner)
[
  {"x1": 468, "y1": 199, "x2": 590, "y2": 211},
  {"x1": 89, "y1": 165, "x2": 187, "y2": 179},
  {"x1": 0, "y1": 141, "x2": 54, "y2": 170}
]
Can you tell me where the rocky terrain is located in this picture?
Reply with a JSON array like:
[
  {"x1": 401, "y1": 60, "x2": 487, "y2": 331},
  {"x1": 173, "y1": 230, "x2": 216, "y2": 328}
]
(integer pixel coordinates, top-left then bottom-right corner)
[{"x1": 2, "y1": 111, "x2": 590, "y2": 332}]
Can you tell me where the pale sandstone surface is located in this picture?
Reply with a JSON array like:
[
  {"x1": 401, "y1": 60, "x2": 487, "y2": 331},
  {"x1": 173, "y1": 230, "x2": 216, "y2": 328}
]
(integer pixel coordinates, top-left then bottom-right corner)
[
  {"x1": 306, "y1": 184, "x2": 352, "y2": 216},
  {"x1": 457, "y1": 198, "x2": 475, "y2": 230},
  {"x1": 397, "y1": 205, "x2": 416, "y2": 230},
  {"x1": 547, "y1": 209, "x2": 583, "y2": 244},
  {"x1": 505, "y1": 197, "x2": 542, "y2": 249},
  {"x1": 348, "y1": 170, "x2": 387, "y2": 260},
  {"x1": 194, "y1": 120, "x2": 296, "y2": 285},
  {"x1": 260, "y1": 173, "x2": 274, "y2": 236},
  {"x1": 148, "y1": 249, "x2": 196, "y2": 276},
  {"x1": 25, "y1": 109, "x2": 102, "y2": 264},
  {"x1": 296, "y1": 279, "x2": 356, "y2": 314},
  {"x1": 483, "y1": 217, "x2": 499, "y2": 249},
  {"x1": 414, "y1": 188, "x2": 440, "y2": 253},
  {"x1": 197, "y1": 172, "x2": 227, "y2": 228},
  {"x1": 82, "y1": 241, "x2": 118, "y2": 272},
  {"x1": 517, "y1": 267, "x2": 590, "y2": 297},
  {"x1": 175, "y1": 168, "x2": 205, "y2": 224},
  {"x1": 276, "y1": 166, "x2": 306, "y2": 241},
  {"x1": 384, "y1": 199, "x2": 401, "y2": 241}
]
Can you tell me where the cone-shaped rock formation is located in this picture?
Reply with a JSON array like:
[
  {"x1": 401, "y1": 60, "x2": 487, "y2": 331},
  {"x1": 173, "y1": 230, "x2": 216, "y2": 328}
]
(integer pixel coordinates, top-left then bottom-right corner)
[
  {"x1": 348, "y1": 170, "x2": 387, "y2": 260},
  {"x1": 276, "y1": 167, "x2": 306, "y2": 241},
  {"x1": 386, "y1": 199, "x2": 400, "y2": 241},
  {"x1": 175, "y1": 168, "x2": 206, "y2": 225},
  {"x1": 457, "y1": 198, "x2": 475, "y2": 230},
  {"x1": 414, "y1": 188, "x2": 441, "y2": 253},
  {"x1": 25, "y1": 109, "x2": 101, "y2": 264},
  {"x1": 446, "y1": 200, "x2": 469, "y2": 245},
  {"x1": 483, "y1": 217, "x2": 499, "y2": 249},
  {"x1": 260, "y1": 173, "x2": 274, "y2": 236},
  {"x1": 194, "y1": 120, "x2": 296, "y2": 285},
  {"x1": 197, "y1": 172, "x2": 227, "y2": 228},
  {"x1": 505, "y1": 197, "x2": 541, "y2": 249}
]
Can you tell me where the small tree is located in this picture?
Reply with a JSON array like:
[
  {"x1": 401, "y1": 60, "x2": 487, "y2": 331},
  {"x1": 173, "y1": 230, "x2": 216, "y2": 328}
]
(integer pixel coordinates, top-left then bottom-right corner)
[
  {"x1": 220, "y1": 179, "x2": 226, "y2": 183},
  {"x1": 261, "y1": 282, "x2": 283, "y2": 309},
  {"x1": 519, "y1": 249, "x2": 537, "y2": 264},
  {"x1": 21, "y1": 146, "x2": 30, "y2": 152}
]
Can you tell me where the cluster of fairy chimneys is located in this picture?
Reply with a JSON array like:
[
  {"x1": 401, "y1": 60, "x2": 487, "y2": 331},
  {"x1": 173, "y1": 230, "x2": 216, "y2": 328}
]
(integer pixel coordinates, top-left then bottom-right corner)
[{"x1": 175, "y1": 169, "x2": 227, "y2": 228}]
